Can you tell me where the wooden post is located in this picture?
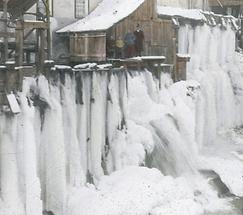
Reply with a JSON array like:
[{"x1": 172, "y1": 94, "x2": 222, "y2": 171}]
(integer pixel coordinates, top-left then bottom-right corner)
[
  {"x1": 5, "y1": 61, "x2": 14, "y2": 93},
  {"x1": 172, "y1": 37, "x2": 177, "y2": 81},
  {"x1": 3, "y1": 0, "x2": 8, "y2": 63},
  {"x1": 15, "y1": 19, "x2": 24, "y2": 67},
  {"x1": 241, "y1": 7, "x2": 243, "y2": 49},
  {"x1": 46, "y1": 0, "x2": 51, "y2": 59},
  {"x1": 35, "y1": 2, "x2": 40, "y2": 67},
  {"x1": 176, "y1": 54, "x2": 190, "y2": 82},
  {"x1": 39, "y1": 29, "x2": 45, "y2": 73},
  {"x1": 84, "y1": 34, "x2": 89, "y2": 61},
  {"x1": 26, "y1": 51, "x2": 31, "y2": 64}
]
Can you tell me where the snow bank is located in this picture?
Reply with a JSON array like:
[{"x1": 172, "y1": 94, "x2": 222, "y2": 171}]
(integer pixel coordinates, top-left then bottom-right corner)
[
  {"x1": 67, "y1": 166, "x2": 228, "y2": 215},
  {"x1": 200, "y1": 156, "x2": 243, "y2": 197}
]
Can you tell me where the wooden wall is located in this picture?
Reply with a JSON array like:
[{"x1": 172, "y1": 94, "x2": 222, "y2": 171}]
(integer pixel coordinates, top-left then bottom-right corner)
[
  {"x1": 110, "y1": 0, "x2": 176, "y2": 63},
  {"x1": 69, "y1": 0, "x2": 177, "y2": 63},
  {"x1": 208, "y1": 0, "x2": 243, "y2": 6},
  {"x1": 70, "y1": 33, "x2": 106, "y2": 62}
]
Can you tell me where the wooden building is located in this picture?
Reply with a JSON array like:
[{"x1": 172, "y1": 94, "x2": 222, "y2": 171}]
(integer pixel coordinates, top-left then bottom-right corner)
[
  {"x1": 208, "y1": 0, "x2": 243, "y2": 17},
  {"x1": 57, "y1": 0, "x2": 177, "y2": 63}
]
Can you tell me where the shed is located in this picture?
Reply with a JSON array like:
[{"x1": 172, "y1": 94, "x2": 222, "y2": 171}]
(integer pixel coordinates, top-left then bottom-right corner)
[{"x1": 57, "y1": 0, "x2": 177, "y2": 63}]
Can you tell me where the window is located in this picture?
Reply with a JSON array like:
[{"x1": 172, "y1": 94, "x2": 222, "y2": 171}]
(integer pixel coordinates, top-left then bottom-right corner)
[{"x1": 75, "y1": 0, "x2": 86, "y2": 18}]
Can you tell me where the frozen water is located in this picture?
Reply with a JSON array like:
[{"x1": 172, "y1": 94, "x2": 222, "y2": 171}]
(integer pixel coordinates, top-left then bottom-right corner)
[{"x1": 0, "y1": 19, "x2": 243, "y2": 215}]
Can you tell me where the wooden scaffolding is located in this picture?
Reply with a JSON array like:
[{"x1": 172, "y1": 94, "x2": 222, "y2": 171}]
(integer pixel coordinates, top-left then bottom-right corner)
[{"x1": 0, "y1": 0, "x2": 51, "y2": 72}]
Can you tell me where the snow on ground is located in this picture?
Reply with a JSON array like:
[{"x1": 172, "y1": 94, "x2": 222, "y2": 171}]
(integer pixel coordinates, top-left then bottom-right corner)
[
  {"x1": 199, "y1": 156, "x2": 243, "y2": 197},
  {"x1": 0, "y1": 200, "x2": 12, "y2": 215},
  {"x1": 66, "y1": 166, "x2": 228, "y2": 215}
]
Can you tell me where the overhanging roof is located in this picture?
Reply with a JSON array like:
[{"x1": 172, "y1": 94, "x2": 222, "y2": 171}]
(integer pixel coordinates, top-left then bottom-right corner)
[{"x1": 0, "y1": 0, "x2": 37, "y2": 18}]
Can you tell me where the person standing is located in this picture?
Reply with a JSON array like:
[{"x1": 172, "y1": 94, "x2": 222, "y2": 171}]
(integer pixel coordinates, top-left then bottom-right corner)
[
  {"x1": 115, "y1": 37, "x2": 124, "y2": 58},
  {"x1": 106, "y1": 36, "x2": 116, "y2": 58},
  {"x1": 124, "y1": 31, "x2": 136, "y2": 58},
  {"x1": 134, "y1": 24, "x2": 145, "y2": 56}
]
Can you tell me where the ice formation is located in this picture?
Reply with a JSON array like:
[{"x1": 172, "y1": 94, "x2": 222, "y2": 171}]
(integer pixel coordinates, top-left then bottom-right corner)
[{"x1": 0, "y1": 17, "x2": 243, "y2": 215}]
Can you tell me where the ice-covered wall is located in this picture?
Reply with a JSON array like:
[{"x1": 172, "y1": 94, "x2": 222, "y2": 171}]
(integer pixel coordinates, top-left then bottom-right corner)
[{"x1": 0, "y1": 66, "x2": 204, "y2": 214}]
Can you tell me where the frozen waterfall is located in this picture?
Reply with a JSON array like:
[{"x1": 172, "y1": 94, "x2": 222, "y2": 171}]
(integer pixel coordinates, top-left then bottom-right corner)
[{"x1": 0, "y1": 23, "x2": 243, "y2": 215}]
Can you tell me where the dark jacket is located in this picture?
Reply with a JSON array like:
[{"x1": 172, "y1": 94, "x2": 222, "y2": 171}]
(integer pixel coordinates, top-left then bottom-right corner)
[{"x1": 134, "y1": 30, "x2": 144, "y2": 51}]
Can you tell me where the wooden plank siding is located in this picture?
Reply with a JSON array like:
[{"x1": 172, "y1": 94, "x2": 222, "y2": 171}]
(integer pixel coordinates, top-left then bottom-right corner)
[
  {"x1": 110, "y1": 0, "x2": 176, "y2": 63},
  {"x1": 70, "y1": 33, "x2": 106, "y2": 62},
  {"x1": 208, "y1": 0, "x2": 243, "y2": 6},
  {"x1": 69, "y1": 0, "x2": 177, "y2": 63}
]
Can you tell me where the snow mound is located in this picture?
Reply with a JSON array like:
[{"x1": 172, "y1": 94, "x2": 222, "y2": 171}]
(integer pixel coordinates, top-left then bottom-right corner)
[
  {"x1": 67, "y1": 166, "x2": 228, "y2": 215},
  {"x1": 200, "y1": 156, "x2": 243, "y2": 197}
]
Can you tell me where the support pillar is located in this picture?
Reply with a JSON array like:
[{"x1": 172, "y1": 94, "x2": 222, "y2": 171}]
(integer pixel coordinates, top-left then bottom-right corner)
[
  {"x1": 39, "y1": 29, "x2": 46, "y2": 73},
  {"x1": 175, "y1": 54, "x2": 190, "y2": 82},
  {"x1": 3, "y1": 0, "x2": 8, "y2": 63},
  {"x1": 46, "y1": 0, "x2": 51, "y2": 59},
  {"x1": 15, "y1": 19, "x2": 24, "y2": 67}
]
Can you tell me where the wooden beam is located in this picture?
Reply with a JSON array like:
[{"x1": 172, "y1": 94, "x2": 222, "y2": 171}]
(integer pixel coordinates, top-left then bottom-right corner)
[
  {"x1": 46, "y1": 0, "x2": 51, "y2": 59},
  {"x1": 23, "y1": 20, "x2": 48, "y2": 29},
  {"x1": 24, "y1": 28, "x2": 35, "y2": 40},
  {"x1": 39, "y1": 29, "x2": 46, "y2": 73},
  {"x1": 15, "y1": 19, "x2": 24, "y2": 67},
  {"x1": 3, "y1": 0, "x2": 8, "y2": 62}
]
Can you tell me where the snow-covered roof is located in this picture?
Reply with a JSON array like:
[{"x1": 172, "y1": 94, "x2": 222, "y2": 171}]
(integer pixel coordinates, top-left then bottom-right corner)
[
  {"x1": 57, "y1": 2, "x2": 238, "y2": 34},
  {"x1": 57, "y1": 0, "x2": 145, "y2": 33},
  {"x1": 157, "y1": 6, "x2": 238, "y2": 23},
  {"x1": 157, "y1": 6, "x2": 205, "y2": 21}
]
